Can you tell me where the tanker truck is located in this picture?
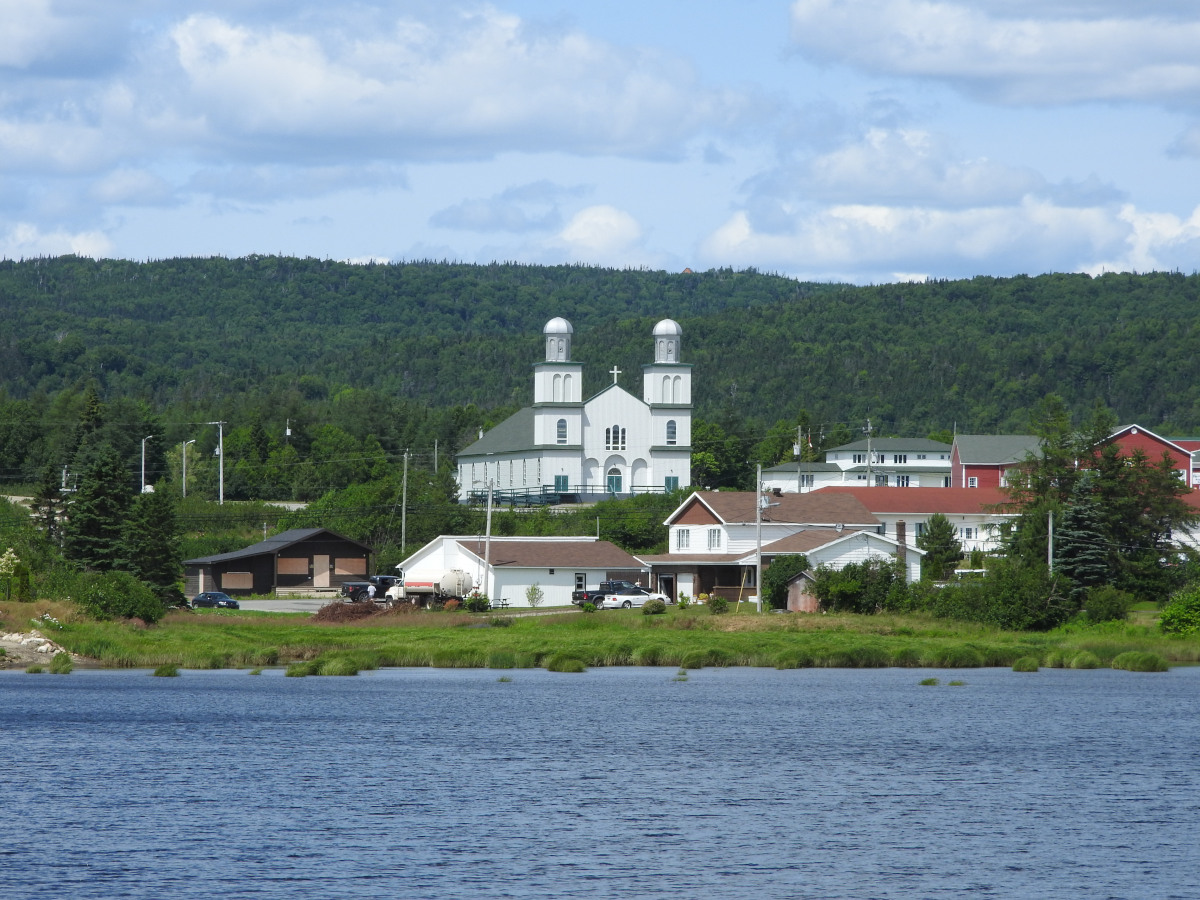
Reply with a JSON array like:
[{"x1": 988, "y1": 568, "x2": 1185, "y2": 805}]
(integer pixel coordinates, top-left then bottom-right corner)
[{"x1": 383, "y1": 568, "x2": 474, "y2": 607}]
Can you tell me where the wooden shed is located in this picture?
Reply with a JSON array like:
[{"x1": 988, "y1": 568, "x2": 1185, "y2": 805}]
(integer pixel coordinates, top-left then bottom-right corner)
[{"x1": 183, "y1": 528, "x2": 373, "y2": 597}]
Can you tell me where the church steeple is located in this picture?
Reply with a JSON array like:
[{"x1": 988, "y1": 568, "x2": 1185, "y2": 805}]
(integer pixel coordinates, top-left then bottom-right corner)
[{"x1": 643, "y1": 319, "x2": 691, "y2": 406}]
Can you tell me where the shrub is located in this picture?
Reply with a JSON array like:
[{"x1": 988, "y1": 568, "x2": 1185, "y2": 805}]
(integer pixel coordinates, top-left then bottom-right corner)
[
  {"x1": 707, "y1": 595, "x2": 729, "y2": 615},
  {"x1": 48, "y1": 652, "x2": 73, "y2": 675},
  {"x1": 1069, "y1": 651, "x2": 1101, "y2": 669},
  {"x1": 74, "y1": 571, "x2": 165, "y2": 624},
  {"x1": 487, "y1": 616, "x2": 513, "y2": 627},
  {"x1": 525, "y1": 583, "x2": 544, "y2": 609},
  {"x1": 25, "y1": 664, "x2": 45, "y2": 674},
  {"x1": 677, "y1": 593, "x2": 691, "y2": 609},
  {"x1": 642, "y1": 599, "x2": 667, "y2": 615},
  {"x1": 919, "y1": 677, "x2": 939, "y2": 686},
  {"x1": 678, "y1": 649, "x2": 708, "y2": 669},
  {"x1": 1012, "y1": 656, "x2": 1040, "y2": 672},
  {"x1": 1111, "y1": 651, "x2": 1169, "y2": 672},
  {"x1": 581, "y1": 602, "x2": 597, "y2": 614},
  {"x1": 813, "y1": 558, "x2": 908, "y2": 615},
  {"x1": 152, "y1": 664, "x2": 180, "y2": 677},
  {"x1": 461, "y1": 591, "x2": 490, "y2": 613},
  {"x1": 1085, "y1": 585, "x2": 1131, "y2": 623},
  {"x1": 443, "y1": 598, "x2": 461, "y2": 612},
  {"x1": 1159, "y1": 584, "x2": 1200, "y2": 636}
]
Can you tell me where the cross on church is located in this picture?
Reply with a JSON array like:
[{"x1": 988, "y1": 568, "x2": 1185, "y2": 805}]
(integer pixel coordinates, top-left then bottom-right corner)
[{"x1": 610, "y1": 365, "x2": 621, "y2": 384}]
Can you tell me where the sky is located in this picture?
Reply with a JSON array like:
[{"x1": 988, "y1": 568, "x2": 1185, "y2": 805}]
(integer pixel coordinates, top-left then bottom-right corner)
[{"x1": 5, "y1": 0, "x2": 1200, "y2": 284}]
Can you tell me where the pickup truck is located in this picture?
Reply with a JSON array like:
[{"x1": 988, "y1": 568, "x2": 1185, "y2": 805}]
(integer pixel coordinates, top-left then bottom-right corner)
[
  {"x1": 571, "y1": 580, "x2": 639, "y2": 606},
  {"x1": 340, "y1": 575, "x2": 401, "y2": 603}
]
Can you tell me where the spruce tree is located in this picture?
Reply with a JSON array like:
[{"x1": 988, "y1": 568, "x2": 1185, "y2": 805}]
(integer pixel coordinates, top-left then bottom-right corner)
[
  {"x1": 916, "y1": 513, "x2": 962, "y2": 580},
  {"x1": 1054, "y1": 476, "x2": 1110, "y2": 604},
  {"x1": 62, "y1": 444, "x2": 133, "y2": 571},
  {"x1": 121, "y1": 490, "x2": 184, "y2": 607}
]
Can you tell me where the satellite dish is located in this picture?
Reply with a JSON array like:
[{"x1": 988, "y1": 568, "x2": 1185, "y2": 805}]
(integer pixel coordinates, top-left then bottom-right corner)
[{"x1": 835, "y1": 523, "x2": 844, "y2": 533}]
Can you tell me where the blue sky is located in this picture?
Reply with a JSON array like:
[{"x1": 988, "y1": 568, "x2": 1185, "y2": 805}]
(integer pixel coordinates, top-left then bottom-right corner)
[{"x1": 4, "y1": 0, "x2": 1200, "y2": 283}]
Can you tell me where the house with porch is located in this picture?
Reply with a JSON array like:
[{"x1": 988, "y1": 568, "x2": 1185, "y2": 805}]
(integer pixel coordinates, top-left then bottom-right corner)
[{"x1": 639, "y1": 490, "x2": 891, "y2": 603}]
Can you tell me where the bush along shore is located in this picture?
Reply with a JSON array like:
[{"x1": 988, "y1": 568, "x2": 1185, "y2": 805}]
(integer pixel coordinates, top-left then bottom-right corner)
[{"x1": 6, "y1": 600, "x2": 1197, "y2": 676}]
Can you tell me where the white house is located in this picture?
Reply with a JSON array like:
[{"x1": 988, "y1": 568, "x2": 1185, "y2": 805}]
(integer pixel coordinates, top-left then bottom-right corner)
[
  {"x1": 456, "y1": 317, "x2": 692, "y2": 503},
  {"x1": 396, "y1": 535, "x2": 646, "y2": 607},
  {"x1": 808, "y1": 485, "x2": 1015, "y2": 554},
  {"x1": 763, "y1": 437, "x2": 953, "y2": 493},
  {"x1": 639, "y1": 489, "x2": 922, "y2": 602}
]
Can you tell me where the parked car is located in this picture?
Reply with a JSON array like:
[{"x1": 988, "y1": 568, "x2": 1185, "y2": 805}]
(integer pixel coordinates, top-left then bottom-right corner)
[
  {"x1": 597, "y1": 587, "x2": 670, "y2": 609},
  {"x1": 191, "y1": 591, "x2": 240, "y2": 609}
]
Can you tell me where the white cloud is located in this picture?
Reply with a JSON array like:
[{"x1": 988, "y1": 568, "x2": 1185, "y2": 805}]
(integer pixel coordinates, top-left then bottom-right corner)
[
  {"x1": 790, "y1": 0, "x2": 1200, "y2": 108},
  {"x1": 89, "y1": 169, "x2": 175, "y2": 206},
  {"x1": 430, "y1": 180, "x2": 586, "y2": 233},
  {"x1": 0, "y1": 222, "x2": 113, "y2": 259},
  {"x1": 700, "y1": 198, "x2": 1136, "y2": 282},
  {"x1": 167, "y1": 8, "x2": 764, "y2": 159},
  {"x1": 556, "y1": 205, "x2": 643, "y2": 260},
  {"x1": 794, "y1": 128, "x2": 1044, "y2": 207}
]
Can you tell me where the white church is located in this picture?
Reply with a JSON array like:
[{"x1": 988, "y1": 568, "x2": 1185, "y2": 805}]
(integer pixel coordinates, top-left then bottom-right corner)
[{"x1": 456, "y1": 317, "x2": 693, "y2": 503}]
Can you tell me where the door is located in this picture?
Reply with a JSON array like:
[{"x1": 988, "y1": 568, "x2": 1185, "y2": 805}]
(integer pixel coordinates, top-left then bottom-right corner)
[{"x1": 313, "y1": 555, "x2": 330, "y2": 588}]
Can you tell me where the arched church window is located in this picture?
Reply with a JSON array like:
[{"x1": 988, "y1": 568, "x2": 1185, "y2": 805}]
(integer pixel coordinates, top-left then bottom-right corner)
[
  {"x1": 557, "y1": 418, "x2": 567, "y2": 444},
  {"x1": 607, "y1": 468, "x2": 623, "y2": 494},
  {"x1": 606, "y1": 425, "x2": 626, "y2": 451},
  {"x1": 666, "y1": 420, "x2": 677, "y2": 445}
]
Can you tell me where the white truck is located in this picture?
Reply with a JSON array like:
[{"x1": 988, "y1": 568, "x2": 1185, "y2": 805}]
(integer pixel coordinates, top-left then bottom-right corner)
[{"x1": 383, "y1": 568, "x2": 474, "y2": 607}]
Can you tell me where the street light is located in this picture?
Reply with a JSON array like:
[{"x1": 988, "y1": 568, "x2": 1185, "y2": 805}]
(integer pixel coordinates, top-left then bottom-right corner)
[
  {"x1": 181, "y1": 439, "x2": 196, "y2": 498},
  {"x1": 140, "y1": 435, "x2": 156, "y2": 493},
  {"x1": 755, "y1": 463, "x2": 780, "y2": 613}
]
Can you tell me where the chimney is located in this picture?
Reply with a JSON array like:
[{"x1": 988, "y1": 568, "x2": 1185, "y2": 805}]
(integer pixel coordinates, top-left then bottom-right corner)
[{"x1": 896, "y1": 520, "x2": 907, "y2": 566}]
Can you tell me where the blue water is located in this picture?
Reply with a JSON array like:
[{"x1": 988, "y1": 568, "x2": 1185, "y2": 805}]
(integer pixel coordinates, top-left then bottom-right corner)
[{"x1": 1, "y1": 665, "x2": 1198, "y2": 899}]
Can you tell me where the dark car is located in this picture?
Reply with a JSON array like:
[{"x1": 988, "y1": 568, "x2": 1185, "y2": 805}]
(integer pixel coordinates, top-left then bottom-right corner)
[{"x1": 191, "y1": 591, "x2": 240, "y2": 609}]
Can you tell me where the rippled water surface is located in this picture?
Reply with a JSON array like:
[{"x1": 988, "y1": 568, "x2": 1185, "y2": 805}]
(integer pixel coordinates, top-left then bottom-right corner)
[{"x1": 2, "y1": 665, "x2": 1199, "y2": 899}]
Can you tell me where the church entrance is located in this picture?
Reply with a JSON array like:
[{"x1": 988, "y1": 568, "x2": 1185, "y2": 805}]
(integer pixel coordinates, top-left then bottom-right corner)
[{"x1": 607, "y1": 467, "x2": 622, "y2": 494}]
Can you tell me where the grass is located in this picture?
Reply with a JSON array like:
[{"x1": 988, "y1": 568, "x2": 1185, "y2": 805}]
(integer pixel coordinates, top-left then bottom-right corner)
[{"x1": 11, "y1": 600, "x2": 1200, "y2": 676}]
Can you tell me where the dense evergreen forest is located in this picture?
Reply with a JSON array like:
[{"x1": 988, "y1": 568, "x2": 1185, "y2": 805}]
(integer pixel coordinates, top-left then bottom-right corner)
[{"x1": 3, "y1": 255, "x2": 1200, "y2": 507}]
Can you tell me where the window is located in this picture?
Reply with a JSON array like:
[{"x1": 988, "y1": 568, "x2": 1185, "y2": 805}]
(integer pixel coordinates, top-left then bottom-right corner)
[
  {"x1": 853, "y1": 453, "x2": 866, "y2": 464},
  {"x1": 665, "y1": 476, "x2": 679, "y2": 492},
  {"x1": 554, "y1": 474, "x2": 568, "y2": 493},
  {"x1": 896, "y1": 475, "x2": 910, "y2": 487},
  {"x1": 707, "y1": 528, "x2": 721, "y2": 550},
  {"x1": 607, "y1": 467, "x2": 622, "y2": 494},
  {"x1": 799, "y1": 474, "x2": 814, "y2": 488},
  {"x1": 676, "y1": 529, "x2": 690, "y2": 550},
  {"x1": 967, "y1": 476, "x2": 978, "y2": 488},
  {"x1": 943, "y1": 476, "x2": 951, "y2": 487},
  {"x1": 893, "y1": 454, "x2": 907, "y2": 464},
  {"x1": 666, "y1": 420, "x2": 677, "y2": 445},
  {"x1": 575, "y1": 573, "x2": 586, "y2": 590},
  {"x1": 875, "y1": 474, "x2": 888, "y2": 486},
  {"x1": 917, "y1": 454, "x2": 927, "y2": 460},
  {"x1": 556, "y1": 418, "x2": 567, "y2": 444},
  {"x1": 915, "y1": 522, "x2": 927, "y2": 537},
  {"x1": 961, "y1": 527, "x2": 975, "y2": 540},
  {"x1": 605, "y1": 425, "x2": 626, "y2": 451}
]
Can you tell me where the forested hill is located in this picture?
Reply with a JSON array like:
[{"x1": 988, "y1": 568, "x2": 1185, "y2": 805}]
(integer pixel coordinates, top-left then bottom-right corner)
[{"x1": 3, "y1": 255, "x2": 1200, "y2": 435}]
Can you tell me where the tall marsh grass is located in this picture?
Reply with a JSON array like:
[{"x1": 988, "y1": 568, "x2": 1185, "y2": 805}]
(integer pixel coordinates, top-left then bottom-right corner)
[{"x1": 30, "y1": 602, "x2": 1200, "y2": 674}]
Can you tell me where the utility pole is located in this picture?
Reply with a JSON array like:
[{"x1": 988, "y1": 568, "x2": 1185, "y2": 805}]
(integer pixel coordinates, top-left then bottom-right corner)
[
  {"x1": 433, "y1": 439, "x2": 438, "y2": 473},
  {"x1": 140, "y1": 434, "x2": 156, "y2": 493},
  {"x1": 756, "y1": 464, "x2": 763, "y2": 613},
  {"x1": 483, "y1": 480, "x2": 494, "y2": 600},
  {"x1": 401, "y1": 449, "x2": 409, "y2": 557},
  {"x1": 207, "y1": 421, "x2": 225, "y2": 504},
  {"x1": 1048, "y1": 510, "x2": 1054, "y2": 571},
  {"x1": 864, "y1": 418, "x2": 874, "y2": 484}
]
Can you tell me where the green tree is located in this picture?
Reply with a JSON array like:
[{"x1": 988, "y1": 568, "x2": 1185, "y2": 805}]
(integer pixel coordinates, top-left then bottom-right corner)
[
  {"x1": 916, "y1": 513, "x2": 962, "y2": 581},
  {"x1": 62, "y1": 444, "x2": 133, "y2": 571},
  {"x1": 122, "y1": 490, "x2": 184, "y2": 607},
  {"x1": 761, "y1": 554, "x2": 809, "y2": 610},
  {"x1": 29, "y1": 464, "x2": 65, "y2": 546},
  {"x1": 1053, "y1": 474, "x2": 1110, "y2": 603}
]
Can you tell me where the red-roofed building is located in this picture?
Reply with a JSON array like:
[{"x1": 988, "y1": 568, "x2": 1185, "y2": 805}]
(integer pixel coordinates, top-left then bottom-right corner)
[{"x1": 811, "y1": 486, "x2": 1015, "y2": 553}]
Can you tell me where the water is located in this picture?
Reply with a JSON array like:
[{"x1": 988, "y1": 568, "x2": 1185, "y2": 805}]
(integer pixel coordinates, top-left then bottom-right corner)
[{"x1": 1, "y1": 665, "x2": 1198, "y2": 899}]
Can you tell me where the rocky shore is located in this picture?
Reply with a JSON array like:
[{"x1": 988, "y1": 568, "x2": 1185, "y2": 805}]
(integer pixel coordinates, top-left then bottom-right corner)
[{"x1": 0, "y1": 629, "x2": 77, "y2": 669}]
